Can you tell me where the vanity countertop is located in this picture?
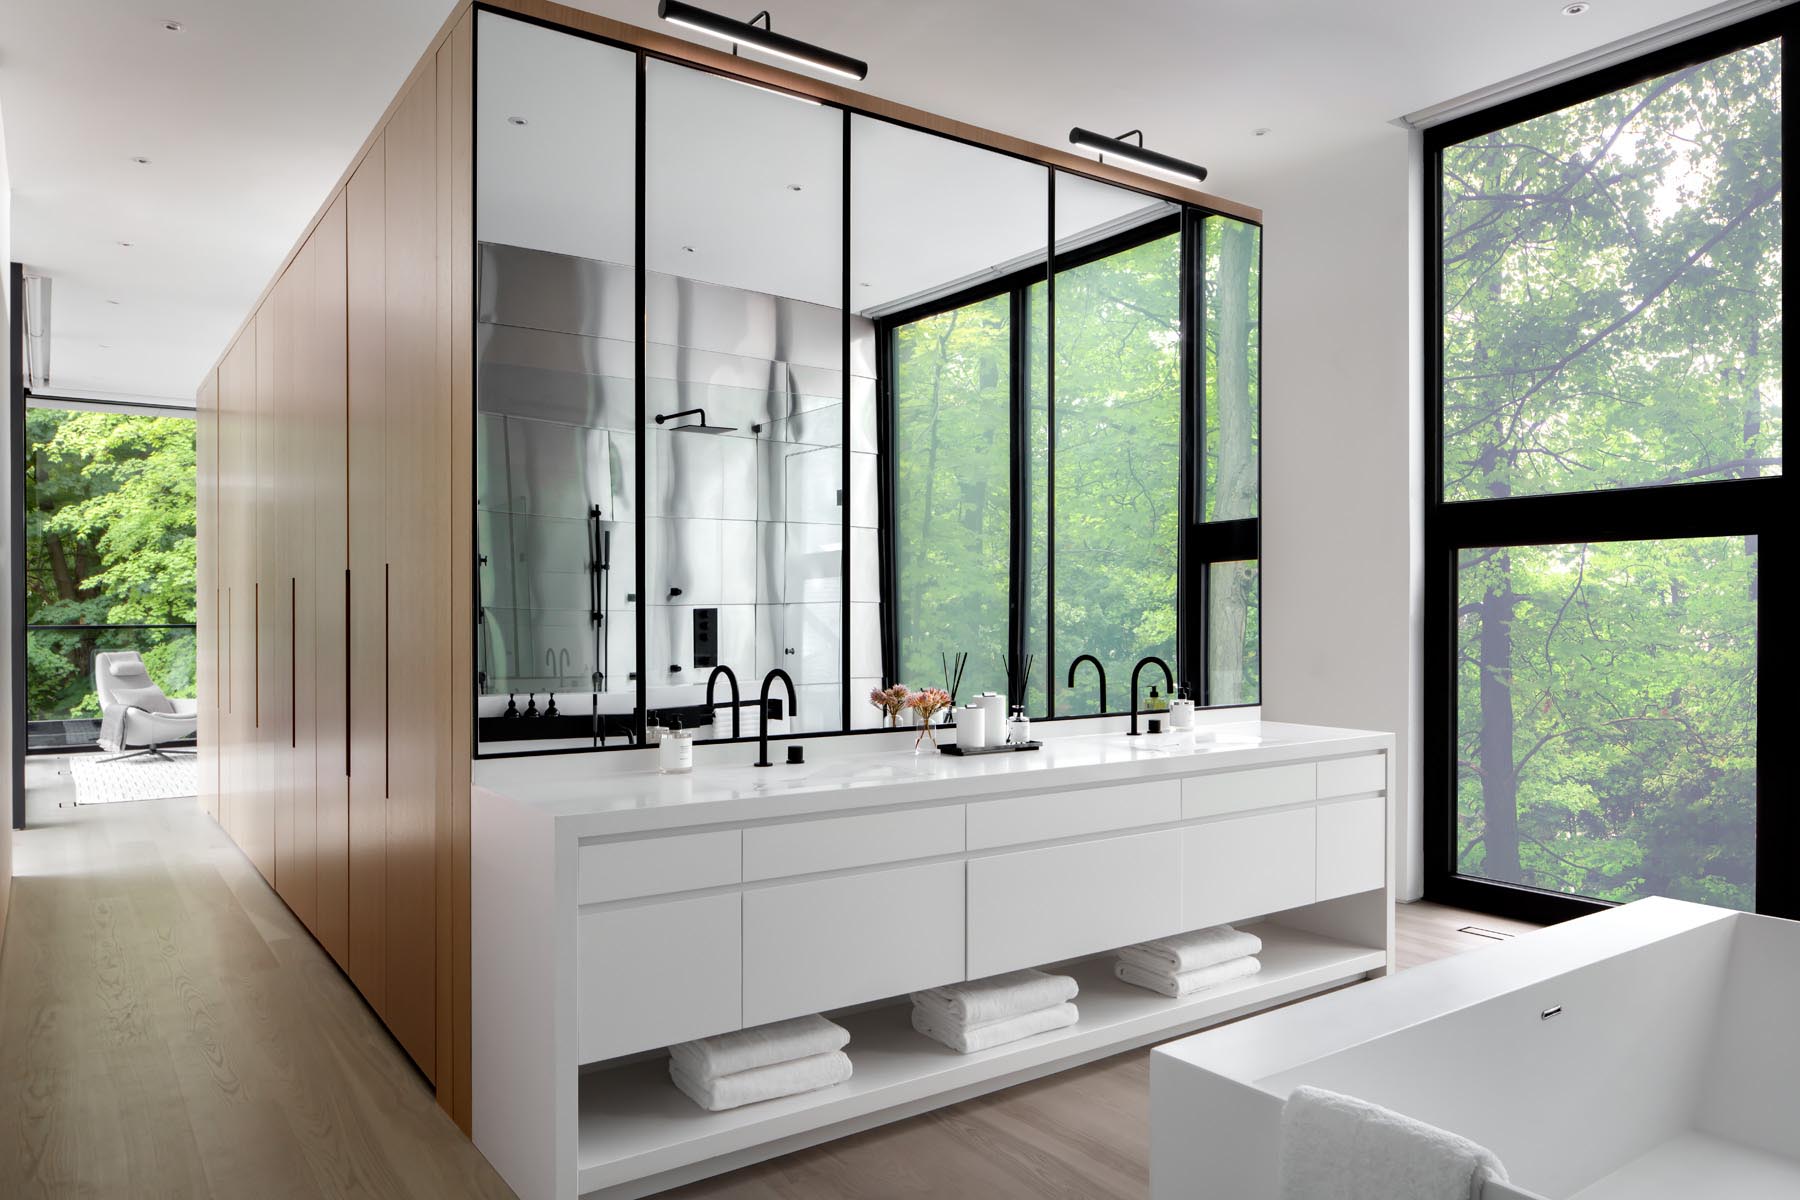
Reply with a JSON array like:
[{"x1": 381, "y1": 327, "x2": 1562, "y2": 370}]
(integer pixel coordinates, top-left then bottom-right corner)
[{"x1": 472, "y1": 721, "x2": 1391, "y2": 838}]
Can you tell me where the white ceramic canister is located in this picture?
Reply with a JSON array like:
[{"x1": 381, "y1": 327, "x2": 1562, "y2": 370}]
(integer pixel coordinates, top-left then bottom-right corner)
[
  {"x1": 977, "y1": 692, "x2": 1007, "y2": 746},
  {"x1": 957, "y1": 703, "x2": 988, "y2": 749},
  {"x1": 659, "y1": 726, "x2": 693, "y2": 773},
  {"x1": 1170, "y1": 691, "x2": 1196, "y2": 730}
]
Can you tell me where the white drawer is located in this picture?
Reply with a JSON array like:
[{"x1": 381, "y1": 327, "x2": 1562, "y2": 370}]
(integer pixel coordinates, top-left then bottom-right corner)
[
  {"x1": 1181, "y1": 808, "x2": 1316, "y2": 928},
  {"x1": 966, "y1": 780, "x2": 1180, "y2": 850},
  {"x1": 743, "y1": 805, "x2": 964, "y2": 881},
  {"x1": 577, "y1": 830, "x2": 740, "y2": 904},
  {"x1": 1181, "y1": 762, "x2": 1316, "y2": 819},
  {"x1": 966, "y1": 830, "x2": 1182, "y2": 978},
  {"x1": 1316, "y1": 795, "x2": 1386, "y2": 900},
  {"x1": 1317, "y1": 753, "x2": 1386, "y2": 799},
  {"x1": 742, "y1": 860, "x2": 965, "y2": 1026},
  {"x1": 578, "y1": 893, "x2": 741, "y2": 1062}
]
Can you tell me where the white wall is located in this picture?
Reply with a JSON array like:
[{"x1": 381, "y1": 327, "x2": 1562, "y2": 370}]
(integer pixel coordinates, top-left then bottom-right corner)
[{"x1": 1255, "y1": 123, "x2": 1427, "y2": 900}]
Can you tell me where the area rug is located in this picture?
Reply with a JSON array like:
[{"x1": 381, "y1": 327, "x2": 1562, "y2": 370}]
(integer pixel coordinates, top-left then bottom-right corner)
[{"x1": 68, "y1": 753, "x2": 198, "y2": 805}]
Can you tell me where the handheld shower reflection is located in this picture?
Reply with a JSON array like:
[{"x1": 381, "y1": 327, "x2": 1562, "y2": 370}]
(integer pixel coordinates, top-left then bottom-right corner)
[{"x1": 653, "y1": 407, "x2": 738, "y2": 434}]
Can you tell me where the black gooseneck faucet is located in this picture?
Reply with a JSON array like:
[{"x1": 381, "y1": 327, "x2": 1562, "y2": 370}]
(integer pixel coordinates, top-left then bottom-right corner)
[
  {"x1": 705, "y1": 664, "x2": 741, "y2": 741},
  {"x1": 754, "y1": 668, "x2": 798, "y2": 767},
  {"x1": 1067, "y1": 654, "x2": 1107, "y2": 712},
  {"x1": 1128, "y1": 655, "x2": 1173, "y2": 736}
]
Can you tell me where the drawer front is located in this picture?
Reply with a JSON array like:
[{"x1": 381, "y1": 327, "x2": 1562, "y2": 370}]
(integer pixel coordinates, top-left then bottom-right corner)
[
  {"x1": 967, "y1": 830, "x2": 1182, "y2": 979},
  {"x1": 743, "y1": 805, "x2": 964, "y2": 881},
  {"x1": 966, "y1": 780, "x2": 1180, "y2": 850},
  {"x1": 1317, "y1": 753, "x2": 1386, "y2": 799},
  {"x1": 1316, "y1": 795, "x2": 1386, "y2": 900},
  {"x1": 742, "y1": 861, "x2": 965, "y2": 1026},
  {"x1": 1181, "y1": 763, "x2": 1316, "y2": 820},
  {"x1": 1181, "y1": 808, "x2": 1316, "y2": 929},
  {"x1": 578, "y1": 893, "x2": 741, "y2": 1062},
  {"x1": 577, "y1": 829, "x2": 741, "y2": 904}
]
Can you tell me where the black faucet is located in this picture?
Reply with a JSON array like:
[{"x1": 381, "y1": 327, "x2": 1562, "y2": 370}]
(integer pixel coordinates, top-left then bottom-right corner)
[
  {"x1": 706, "y1": 664, "x2": 741, "y2": 740},
  {"x1": 1128, "y1": 656, "x2": 1173, "y2": 736},
  {"x1": 754, "y1": 668, "x2": 797, "y2": 767},
  {"x1": 1067, "y1": 654, "x2": 1107, "y2": 712}
]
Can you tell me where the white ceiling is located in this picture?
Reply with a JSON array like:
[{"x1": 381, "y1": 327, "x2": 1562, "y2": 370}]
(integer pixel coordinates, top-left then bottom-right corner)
[{"x1": 2, "y1": 0, "x2": 1766, "y2": 403}]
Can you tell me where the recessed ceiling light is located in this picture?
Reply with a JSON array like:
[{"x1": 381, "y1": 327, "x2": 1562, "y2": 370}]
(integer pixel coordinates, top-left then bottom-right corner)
[
  {"x1": 858, "y1": 281, "x2": 871, "y2": 288},
  {"x1": 117, "y1": 241, "x2": 134, "y2": 248},
  {"x1": 506, "y1": 115, "x2": 528, "y2": 126},
  {"x1": 1562, "y1": 2, "x2": 1590, "y2": 14},
  {"x1": 1251, "y1": 127, "x2": 1271, "y2": 137},
  {"x1": 682, "y1": 245, "x2": 696, "y2": 253},
  {"x1": 106, "y1": 299, "x2": 121, "y2": 305},
  {"x1": 130, "y1": 156, "x2": 151, "y2": 165},
  {"x1": 787, "y1": 184, "x2": 804, "y2": 192},
  {"x1": 161, "y1": 19, "x2": 184, "y2": 32}
]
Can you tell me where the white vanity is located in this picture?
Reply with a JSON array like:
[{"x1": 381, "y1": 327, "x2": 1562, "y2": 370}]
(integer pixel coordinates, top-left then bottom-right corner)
[{"x1": 471, "y1": 720, "x2": 1396, "y2": 1199}]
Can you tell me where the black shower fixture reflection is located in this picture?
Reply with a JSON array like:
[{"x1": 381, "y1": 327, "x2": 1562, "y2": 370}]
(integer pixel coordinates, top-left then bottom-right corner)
[{"x1": 654, "y1": 407, "x2": 739, "y2": 434}]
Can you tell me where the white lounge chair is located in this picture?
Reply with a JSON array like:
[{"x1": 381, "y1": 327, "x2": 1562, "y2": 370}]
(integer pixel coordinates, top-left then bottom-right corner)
[{"x1": 94, "y1": 650, "x2": 197, "y2": 762}]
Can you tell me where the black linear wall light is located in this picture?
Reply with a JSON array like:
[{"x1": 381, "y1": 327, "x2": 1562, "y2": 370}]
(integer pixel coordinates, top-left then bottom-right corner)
[
  {"x1": 657, "y1": 1, "x2": 868, "y2": 82},
  {"x1": 1068, "y1": 128, "x2": 1208, "y2": 184}
]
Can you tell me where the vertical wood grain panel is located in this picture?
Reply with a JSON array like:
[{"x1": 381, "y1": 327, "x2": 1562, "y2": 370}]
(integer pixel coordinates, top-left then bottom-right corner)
[
  {"x1": 218, "y1": 330, "x2": 258, "y2": 845},
  {"x1": 196, "y1": 369, "x2": 220, "y2": 825},
  {"x1": 244, "y1": 306, "x2": 278, "y2": 886},
  {"x1": 347, "y1": 146, "x2": 389, "y2": 1012},
  {"x1": 446, "y1": 8, "x2": 475, "y2": 1134},
  {"x1": 383, "y1": 66, "x2": 440, "y2": 1080},
  {"x1": 287, "y1": 233, "x2": 320, "y2": 935},
  {"x1": 314, "y1": 194, "x2": 352, "y2": 967}
]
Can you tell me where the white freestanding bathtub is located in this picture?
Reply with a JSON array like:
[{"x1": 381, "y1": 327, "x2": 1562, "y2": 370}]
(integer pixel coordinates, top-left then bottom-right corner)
[{"x1": 1150, "y1": 898, "x2": 1800, "y2": 1200}]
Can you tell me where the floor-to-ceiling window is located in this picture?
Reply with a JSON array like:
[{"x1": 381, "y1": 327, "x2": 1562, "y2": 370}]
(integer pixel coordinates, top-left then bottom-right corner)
[
  {"x1": 1425, "y1": 18, "x2": 1787, "y2": 920},
  {"x1": 23, "y1": 404, "x2": 197, "y2": 750}
]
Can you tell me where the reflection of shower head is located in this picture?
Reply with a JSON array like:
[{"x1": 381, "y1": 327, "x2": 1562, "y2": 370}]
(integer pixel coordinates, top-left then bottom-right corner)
[{"x1": 654, "y1": 407, "x2": 738, "y2": 434}]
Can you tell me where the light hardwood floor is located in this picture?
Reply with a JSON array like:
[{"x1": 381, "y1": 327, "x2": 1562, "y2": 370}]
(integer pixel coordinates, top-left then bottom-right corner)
[{"x1": 0, "y1": 761, "x2": 1536, "y2": 1199}]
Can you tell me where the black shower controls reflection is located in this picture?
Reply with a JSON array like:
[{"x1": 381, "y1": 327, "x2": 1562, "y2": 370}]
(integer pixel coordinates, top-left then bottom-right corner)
[
  {"x1": 706, "y1": 664, "x2": 741, "y2": 741},
  {"x1": 755, "y1": 668, "x2": 798, "y2": 768},
  {"x1": 1128, "y1": 656, "x2": 1173, "y2": 736},
  {"x1": 1067, "y1": 654, "x2": 1107, "y2": 712}
]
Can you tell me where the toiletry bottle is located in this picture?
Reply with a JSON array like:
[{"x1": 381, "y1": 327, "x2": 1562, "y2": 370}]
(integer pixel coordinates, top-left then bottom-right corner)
[
  {"x1": 524, "y1": 693, "x2": 540, "y2": 719},
  {"x1": 659, "y1": 720, "x2": 693, "y2": 774},
  {"x1": 503, "y1": 694, "x2": 519, "y2": 720},
  {"x1": 1008, "y1": 705, "x2": 1030, "y2": 746},
  {"x1": 1147, "y1": 685, "x2": 1166, "y2": 712},
  {"x1": 544, "y1": 693, "x2": 559, "y2": 719},
  {"x1": 1170, "y1": 685, "x2": 1195, "y2": 730}
]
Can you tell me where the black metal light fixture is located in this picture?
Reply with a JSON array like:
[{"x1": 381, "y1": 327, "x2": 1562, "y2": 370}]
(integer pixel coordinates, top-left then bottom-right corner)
[
  {"x1": 657, "y1": 1, "x2": 868, "y2": 82},
  {"x1": 1068, "y1": 128, "x2": 1208, "y2": 184}
]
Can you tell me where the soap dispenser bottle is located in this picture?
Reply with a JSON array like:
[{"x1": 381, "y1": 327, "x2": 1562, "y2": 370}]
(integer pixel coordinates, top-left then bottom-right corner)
[
  {"x1": 524, "y1": 693, "x2": 540, "y2": 719},
  {"x1": 1170, "y1": 684, "x2": 1195, "y2": 730},
  {"x1": 1147, "y1": 685, "x2": 1167, "y2": 712},
  {"x1": 544, "y1": 693, "x2": 559, "y2": 719},
  {"x1": 503, "y1": 694, "x2": 520, "y2": 720},
  {"x1": 659, "y1": 719, "x2": 693, "y2": 774},
  {"x1": 1007, "y1": 705, "x2": 1031, "y2": 746}
]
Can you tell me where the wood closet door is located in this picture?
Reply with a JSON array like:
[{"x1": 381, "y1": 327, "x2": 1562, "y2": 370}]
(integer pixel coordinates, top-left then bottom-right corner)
[
  {"x1": 196, "y1": 370, "x2": 220, "y2": 824},
  {"x1": 218, "y1": 331, "x2": 257, "y2": 848},
  {"x1": 312, "y1": 194, "x2": 352, "y2": 967},
  {"x1": 283, "y1": 237, "x2": 320, "y2": 934},
  {"x1": 346, "y1": 144, "x2": 390, "y2": 1015}
]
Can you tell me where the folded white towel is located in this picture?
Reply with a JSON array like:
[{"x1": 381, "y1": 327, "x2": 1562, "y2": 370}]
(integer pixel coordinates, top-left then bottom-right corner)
[
  {"x1": 669, "y1": 1050, "x2": 853, "y2": 1112},
  {"x1": 912, "y1": 969, "x2": 1078, "y2": 1027},
  {"x1": 668, "y1": 1014, "x2": 850, "y2": 1082},
  {"x1": 1117, "y1": 925, "x2": 1263, "y2": 976},
  {"x1": 1278, "y1": 1085, "x2": 1508, "y2": 1200},
  {"x1": 1114, "y1": 954, "x2": 1261, "y2": 998},
  {"x1": 911, "y1": 1002, "x2": 1079, "y2": 1053}
]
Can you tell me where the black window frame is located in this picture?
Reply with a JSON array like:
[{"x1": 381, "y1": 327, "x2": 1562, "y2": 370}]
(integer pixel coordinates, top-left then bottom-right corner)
[
  {"x1": 877, "y1": 200, "x2": 1263, "y2": 719},
  {"x1": 1422, "y1": 10, "x2": 1793, "y2": 924}
]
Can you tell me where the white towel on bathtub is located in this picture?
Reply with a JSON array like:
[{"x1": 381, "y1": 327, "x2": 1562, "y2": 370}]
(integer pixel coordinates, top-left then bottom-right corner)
[
  {"x1": 912, "y1": 968, "x2": 1078, "y2": 1026},
  {"x1": 1118, "y1": 924, "x2": 1264, "y2": 975},
  {"x1": 668, "y1": 1014, "x2": 849, "y2": 1081},
  {"x1": 669, "y1": 1049, "x2": 852, "y2": 1111},
  {"x1": 1115, "y1": 954, "x2": 1262, "y2": 998},
  {"x1": 1278, "y1": 1085, "x2": 1508, "y2": 1200}
]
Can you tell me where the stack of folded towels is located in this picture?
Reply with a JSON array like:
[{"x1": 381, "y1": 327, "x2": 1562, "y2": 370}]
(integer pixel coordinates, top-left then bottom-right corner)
[
  {"x1": 911, "y1": 968, "x2": 1079, "y2": 1053},
  {"x1": 1115, "y1": 924, "x2": 1263, "y2": 998},
  {"x1": 668, "y1": 1014, "x2": 853, "y2": 1112}
]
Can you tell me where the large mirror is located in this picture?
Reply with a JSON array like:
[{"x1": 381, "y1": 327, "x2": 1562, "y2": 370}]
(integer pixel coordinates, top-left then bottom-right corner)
[
  {"x1": 644, "y1": 61, "x2": 847, "y2": 740},
  {"x1": 474, "y1": 12, "x2": 639, "y2": 752}
]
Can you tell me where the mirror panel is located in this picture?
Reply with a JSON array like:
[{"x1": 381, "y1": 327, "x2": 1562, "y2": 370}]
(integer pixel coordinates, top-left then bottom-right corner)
[
  {"x1": 474, "y1": 12, "x2": 638, "y2": 751},
  {"x1": 857, "y1": 116, "x2": 1049, "y2": 721},
  {"x1": 645, "y1": 62, "x2": 847, "y2": 738}
]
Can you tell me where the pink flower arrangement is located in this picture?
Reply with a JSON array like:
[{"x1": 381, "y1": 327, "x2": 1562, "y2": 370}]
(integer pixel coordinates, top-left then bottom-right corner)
[
  {"x1": 904, "y1": 688, "x2": 953, "y2": 749},
  {"x1": 868, "y1": 684, "x2": 911, "y2": 727}
]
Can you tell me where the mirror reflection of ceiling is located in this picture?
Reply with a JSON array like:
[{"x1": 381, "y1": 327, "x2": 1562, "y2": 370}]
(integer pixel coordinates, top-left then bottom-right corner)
[{"x1": 476, "y1": 12, "x2": 1169, "y2": 318}]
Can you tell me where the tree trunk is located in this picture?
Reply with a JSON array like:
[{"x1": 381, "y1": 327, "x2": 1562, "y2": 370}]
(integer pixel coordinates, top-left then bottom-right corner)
[
  {"x1": 1476, "y1": 558, "x2": 1522, "y2": 883},
  {"x1": 1208, "y1": 221, "x2": 1256, "y2": 701}
]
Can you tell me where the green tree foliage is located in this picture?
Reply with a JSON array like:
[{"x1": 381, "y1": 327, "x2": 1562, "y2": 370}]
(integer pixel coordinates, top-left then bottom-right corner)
[
  {"x1": 1443, "y1": 42, "x2": 1776, "y2": 908},
  {"x1": 25, "y1": 409, "x2": 197, "y2": 719}
]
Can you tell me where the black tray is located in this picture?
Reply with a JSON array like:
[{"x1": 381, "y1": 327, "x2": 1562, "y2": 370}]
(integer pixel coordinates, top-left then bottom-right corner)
[{"x1": 938, "y1": 739, "x2": 1041, "y2": 756}]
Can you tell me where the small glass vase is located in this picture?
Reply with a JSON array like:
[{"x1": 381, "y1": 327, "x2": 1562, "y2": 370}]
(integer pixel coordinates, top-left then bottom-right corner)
[{"x1": 914, "y1": 717, "x2": 939, "y2": 753}]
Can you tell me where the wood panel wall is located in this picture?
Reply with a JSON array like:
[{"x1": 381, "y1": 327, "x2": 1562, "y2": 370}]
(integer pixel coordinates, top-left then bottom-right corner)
[{"x1": 198, "y1": 5, "x2": 473, "y2": 1131}]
